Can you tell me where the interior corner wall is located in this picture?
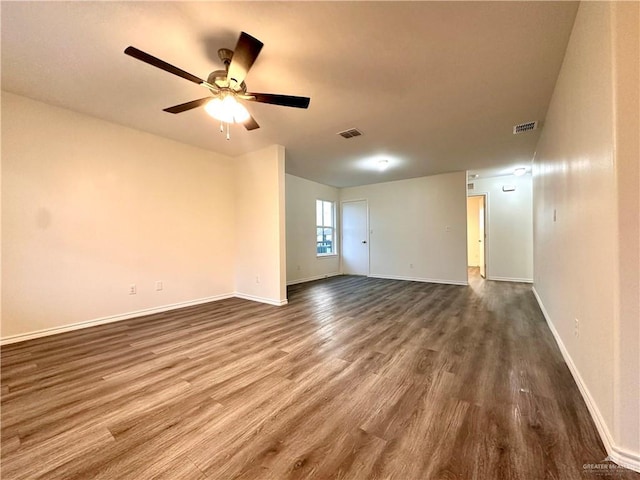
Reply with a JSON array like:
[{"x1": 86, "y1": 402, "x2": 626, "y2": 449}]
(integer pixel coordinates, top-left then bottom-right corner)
[
  {"x1": 1, "y1": 92, "x2": 236, "y2": 339},
  {"x1": 340, "y1": 171, "x2": 468, "y2": 285},
  {"x1": 611, "y1": 0, "x2": 639, "y2": 461},
  {"x1": 532, "y1": 1, "x2": 639, "y2": 470},
  {"x1": 285, "y1": 174, "x2": 340, "y2": 285},
  {"x1": 234, "y1": 144, "x2": 287, "y2": 305},
  {"x1": 471, "y1": 174, "x2": 533, "y2": 282}
]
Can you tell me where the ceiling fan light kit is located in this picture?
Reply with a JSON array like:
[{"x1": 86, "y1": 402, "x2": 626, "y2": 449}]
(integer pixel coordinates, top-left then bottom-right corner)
[
  {"x1": 204, "y1": 96, "x2": 250, "y2": 140},
  {"x1": 124, "y1": 31, "x2": 310, "y2": 140}
]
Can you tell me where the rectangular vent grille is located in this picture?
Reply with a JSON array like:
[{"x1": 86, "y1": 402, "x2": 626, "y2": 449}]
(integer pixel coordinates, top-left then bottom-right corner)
[
  {"x1": 513, "y1": 121, "x2": 538, "y2": 134},
  {"x1": 338, "y1": 128, "x2": 363, "y2": 139},
  {"x1": 467, "y1": 183, "x2": 475, "y2": 190}
]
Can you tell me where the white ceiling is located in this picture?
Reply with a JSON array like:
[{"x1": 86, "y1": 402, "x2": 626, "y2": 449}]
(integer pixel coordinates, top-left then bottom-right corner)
[{"x1": 1, "y1": 1, "x2": 578, "y2": 187}]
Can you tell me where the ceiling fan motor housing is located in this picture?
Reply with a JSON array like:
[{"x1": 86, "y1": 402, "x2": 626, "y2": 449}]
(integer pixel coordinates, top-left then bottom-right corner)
[{"x1": 207, "y1": 69, "x2": 246, "y2": 94}]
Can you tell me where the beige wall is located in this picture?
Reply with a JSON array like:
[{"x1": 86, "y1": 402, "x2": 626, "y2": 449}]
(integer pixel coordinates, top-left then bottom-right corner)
[
  {"x1": 2, "y1": 92, "x2": 236, "y2": 338},
  {"x1": 472, "y1": 174, "x2": 533, "y2": 282},
  {"x1": 340, "y1": 172, "x2": 468, "y2": 285},
  {"x1": 2, "y1": 93, "x2": 288, "y2": 341},
  {"x1": 234, "y1": 145, "x2": 287, "y2": 305},
  {"x1": 285, "y1": 174, "x2": 340, "y2": 284},
  {"x1": 533, "y1": 1, "x2": 639, "y2": 469},
  {"x1": 611, "y1": 1, "x2": 639, "y2": 459}
]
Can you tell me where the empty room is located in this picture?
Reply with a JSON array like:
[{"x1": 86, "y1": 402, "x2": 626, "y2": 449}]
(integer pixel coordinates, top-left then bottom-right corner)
[{"x1": 1, "y1": 2, "x2": 638, "y2": 479}]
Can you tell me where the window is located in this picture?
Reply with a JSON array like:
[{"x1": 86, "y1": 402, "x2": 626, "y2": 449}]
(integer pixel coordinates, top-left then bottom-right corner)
[{"x1": 316, "y1": 200, "x2": 336, "y2": 256}]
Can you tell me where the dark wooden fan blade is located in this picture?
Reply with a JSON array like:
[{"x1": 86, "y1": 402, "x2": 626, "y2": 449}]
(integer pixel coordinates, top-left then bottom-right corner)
[
  {"x1": 163, "y1": 97, "x2": 211, "y2": 114},
  {"x1": 227, "y1": 32, "x2": 263, "y2": 87},
  {"x1": 124, "y1": 46, "x2": 205, "y2": 85},
  {"x1": 243, "y1": 115, "x2": 260, "y2": 131},
  {"x1": 245, "y1": 93, "x2": 310, "y2": 109}
]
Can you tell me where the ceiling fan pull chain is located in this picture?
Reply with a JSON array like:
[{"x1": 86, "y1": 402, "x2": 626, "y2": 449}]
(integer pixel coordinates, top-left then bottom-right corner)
[
  {"x1": 226, "y1": 122, "x2": 230, "y2": 141},
  {"x1": 219, "y1": 120, "x2": 224, "y2": 133}
]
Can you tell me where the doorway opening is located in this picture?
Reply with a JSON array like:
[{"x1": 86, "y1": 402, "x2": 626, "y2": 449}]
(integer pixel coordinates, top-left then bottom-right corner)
[{"x1": 467, "y1": 194, "x2": 487, "y2": 281}]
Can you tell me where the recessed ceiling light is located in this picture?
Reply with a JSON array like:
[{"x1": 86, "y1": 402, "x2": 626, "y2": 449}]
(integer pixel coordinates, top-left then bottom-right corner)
[
  {"x1": 514, "y1": 167, "x2": 527, "y2": 176},
  {"x1": 468, "y1": 173, "x2": 478, "y2": 179},
  {"x1": 355, "y1": 154, "x2": 403, "y2": 173}
]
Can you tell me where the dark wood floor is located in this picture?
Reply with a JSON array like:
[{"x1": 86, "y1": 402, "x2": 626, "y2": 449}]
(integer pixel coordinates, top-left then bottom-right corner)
[{"x1": 2, "y1": 273, "x2": 638, "y2": 479}]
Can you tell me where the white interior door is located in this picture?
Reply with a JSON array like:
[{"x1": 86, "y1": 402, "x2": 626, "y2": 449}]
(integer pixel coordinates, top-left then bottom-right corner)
[{"x1": 342, "y1": 200, "x2": 369, "y2": 275}]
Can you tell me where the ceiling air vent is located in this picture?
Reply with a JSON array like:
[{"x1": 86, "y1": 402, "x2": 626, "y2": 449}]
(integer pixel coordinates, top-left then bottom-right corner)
[
  {"x1": 467, "y1": 183, "x2": 475, "y2": 190},
  {"x1": 513, "y1": 121, "x2": 538, "y2": 134},
  {"x1": 338, "y1": 128, "x2": 363, "y2": 139}
]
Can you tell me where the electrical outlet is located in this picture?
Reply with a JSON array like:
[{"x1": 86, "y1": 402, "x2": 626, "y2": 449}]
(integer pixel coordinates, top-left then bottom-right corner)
[
  {"x1": 129, "y1": 284, "x2": 137, "y2": 295},
  {"x1": 155, "y1": 281, "x2": 163, "y2": 291},
  {"x1": 574, "y1": 318, "x2": 580, "y2": 338},
  {"x1": 255, "y1": 275, "x2": 260, "y2": 284},
  {"x1": 410, "y1": 263, "x2": 414, "y2": 269},
  {"x1": 553, "y1": 209, "x2": 557, "y2": 222}
]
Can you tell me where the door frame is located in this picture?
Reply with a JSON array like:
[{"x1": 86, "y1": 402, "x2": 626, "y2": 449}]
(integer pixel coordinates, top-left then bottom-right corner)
[
  {"x1": 467, "y1": 193, "x2": 489, "y2": 279},
  {"x1": 340, "y1": 199, "x2": 370, "y2": 276}
]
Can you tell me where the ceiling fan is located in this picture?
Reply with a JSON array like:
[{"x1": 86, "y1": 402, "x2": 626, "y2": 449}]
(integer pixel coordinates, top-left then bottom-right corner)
[{"x1": 124, "y1": 32, "x2": 310, "y2": 137}]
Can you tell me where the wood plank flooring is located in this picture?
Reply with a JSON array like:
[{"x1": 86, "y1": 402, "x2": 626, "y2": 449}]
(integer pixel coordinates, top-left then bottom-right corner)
[{"x1": 2, "y1": 274, "x2": 638, "y2": 479}]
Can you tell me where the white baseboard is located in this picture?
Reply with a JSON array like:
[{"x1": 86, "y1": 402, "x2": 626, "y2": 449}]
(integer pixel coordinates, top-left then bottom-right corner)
[
  {"x1": 0, "y1": 291, "x2": 289, "y2": 346},
  {"x1": 487, "y1": 276, "x2": 533, "y2": 283},
  {"x1": 234, "y1": 292, "x2": 288, "y2": 307},
  {"x1": 609, "y1": 447, "x2": 640, "y2": 473},
  {"x1": 532, "y1": 287, "x2": 640, "y2": 473},
  {"x1": 286, "y1": 272, "x2": 341, "y2": 286},
  {"x1": 0, "y1": 293, "x2": 235, "y2": 346},
  {"x1": 368, "y1": 273, "x2": 468, "y2": 286}
]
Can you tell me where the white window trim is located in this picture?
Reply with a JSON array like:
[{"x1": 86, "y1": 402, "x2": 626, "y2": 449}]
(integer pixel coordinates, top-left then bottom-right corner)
[{"x1": 316, "y1": 199, "x2": 337, "y2": 257}]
